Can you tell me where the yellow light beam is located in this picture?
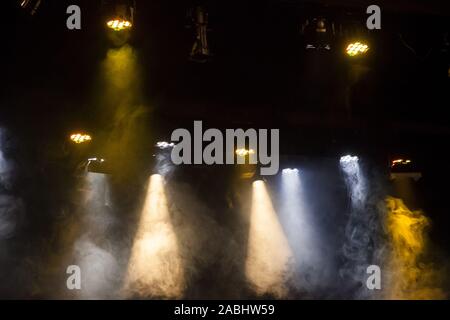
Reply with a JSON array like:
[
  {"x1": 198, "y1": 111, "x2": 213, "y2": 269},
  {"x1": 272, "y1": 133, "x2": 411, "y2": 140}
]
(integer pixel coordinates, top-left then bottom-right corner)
[
  {"x1": 384, "y1": 197, "x2": 446, "y2": 299},
  {"x1": 123, "y1": 175, "x2": 184, "y2": 299},
  {"x1": 245, "y1": 180, "x2": 294, "y2": 298}
]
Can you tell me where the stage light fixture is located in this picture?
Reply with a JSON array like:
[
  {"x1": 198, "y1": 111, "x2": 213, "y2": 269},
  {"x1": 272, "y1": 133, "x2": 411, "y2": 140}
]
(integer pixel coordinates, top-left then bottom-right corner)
[
  {"x1": 346, "y1": 42, "x2": 369, "y2": 57},
  {"x1": 188, "y1": 6, "x2": 212, "y2": 63},
  {"x1": 88, "y1": 158, "x2": 105, "y2": 163},
  {"x1": 390, "y1": 157, "x2": 421, "y2": 181},
  {"x1": 107, "y1": 19, "x2": 132, "y2": 31},
  {"x1": 70, "y1": 133, "x2": 92, "y2": 144},
  {"x1": 236, "y1": 148, "x2": 255, "y2": 157},
  {"x1": 282, "y1": 168, "x2": 299, "y2": 175},
  {"x1": 18, "y1": 0, "x2": 42, "y2": 15},
  {"x1": 156, "y1": 142, "x2": 175, "y2": 150},
  {"x1": 340, "y1": 155, "x2": 359, "y2": 164},
  {"x1": 240, "y1": 171, "x2": 256, "y2": 179},
  {"x1": 301, "y1": 17, "x2": 334, "y2": 51},
  {"x1": 85, "y1": 157, "x2": 110, "y2": 175},
  {"x1": 104, "y1": 0, "x2": 135, "y2": 31},
  {"x1": 391, "y1": 159, "x2": 412, "y2": 168}
]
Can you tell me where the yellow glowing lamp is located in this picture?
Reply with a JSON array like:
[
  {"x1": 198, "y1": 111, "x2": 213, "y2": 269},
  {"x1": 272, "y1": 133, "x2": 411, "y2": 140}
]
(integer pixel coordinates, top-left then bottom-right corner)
[
  {"x1": 236, "y1": 148, "x2": 255, "y2": 157},
  {"x1": 70, "y1": 133, "x2": 92, "y2": 144},
  {"x1": 107, "y1": 19, "x2": 132, "y2": 31},
  {"x1": 346, "y1": 42, "x2": 369, "y2": 57}
]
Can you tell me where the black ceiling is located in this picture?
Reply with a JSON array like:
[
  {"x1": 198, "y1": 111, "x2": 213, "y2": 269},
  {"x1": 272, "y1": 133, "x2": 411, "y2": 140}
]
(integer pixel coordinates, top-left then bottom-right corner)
[{"x1": 1, "y1": 0, "x2": 449, "y2": 157}]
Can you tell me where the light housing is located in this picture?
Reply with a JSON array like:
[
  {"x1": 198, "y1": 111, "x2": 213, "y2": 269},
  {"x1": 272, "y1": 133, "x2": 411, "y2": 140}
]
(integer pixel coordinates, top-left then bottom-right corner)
[
  {"x1": 18, "y1": 0, "x2": 42, "y2": 15},
  {"x1": 391, "y1": 159, "x2": 412, "y2": 168},
  {"x1": 236, "y1": 148, "x2": 255, "y2": 157},
  {"x1": 156, "y1": 142, "x2": 175, "y2": 150},
  {"x1": 340, "y1": 155, "x2": 359, "y2": 164},
  {"x1": 346, "y1": 42, "x2": 369, "y2": 57},
  {"x1": 390, "y1": 172, "x2": 422, "y2": 181},
  {"x1": 70, "y1": 133, "x2": 92, "y2": 144},
  {"x1": 301, "y1": 17, "x2": 334, "y2": 51},
  {"x1": 188, "y1": 6, "x2": 212, "y2": 63},
  {"x1": 390, "y1": 157, "x2": 421, "y2": 181},
  {"x1": 107, "y1": 19, "x2": 132, "y2": 31},
  {"x1": 86, "y1": 157, "x2": 110, "y2": 174},
  {"x1": 282, "y1": 168, "x2": 299, "y2": 175},
  {"x1": 104, "y1": 0, "x2": 135, "y2": 31}
]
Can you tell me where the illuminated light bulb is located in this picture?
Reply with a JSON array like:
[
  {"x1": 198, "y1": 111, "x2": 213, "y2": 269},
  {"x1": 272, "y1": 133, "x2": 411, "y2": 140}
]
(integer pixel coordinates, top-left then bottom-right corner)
[
  {"x1": 236, "y1": 149, "x2": 255, "y2": 157},
  {"x1": 156, "y1": 142, "x2": 175, "y2": 150},
  {"x1": 346, "y1": 42, "x2": 369, "y2": 57},
  {"x1": 106, "y1": 18, "x2": 133, "y2": 31},
  {"x1": 391, "y1": 159, "x2": 412, "y2": 167},
  {"x1": 70, "y1": 133, "x2": 92, "y2": 144},
  {"x1": 340, "y1": 155, "x2": 359, "y2": 163},
  {"x1": 282, "y1": 168, "x2": 299, "y2": 175}
]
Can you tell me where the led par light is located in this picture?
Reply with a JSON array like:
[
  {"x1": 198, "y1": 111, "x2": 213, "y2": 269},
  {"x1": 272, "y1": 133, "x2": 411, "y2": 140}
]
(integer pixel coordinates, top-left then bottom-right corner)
[{"x1": 104, "y1": 0, "x2": 135, "y2": 31}]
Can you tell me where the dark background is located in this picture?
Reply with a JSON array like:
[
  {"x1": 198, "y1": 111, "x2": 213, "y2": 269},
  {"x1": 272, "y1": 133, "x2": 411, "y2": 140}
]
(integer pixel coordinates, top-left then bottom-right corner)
[{"x1": 0, "y1": 0, "x2": 449, "y2": 298}]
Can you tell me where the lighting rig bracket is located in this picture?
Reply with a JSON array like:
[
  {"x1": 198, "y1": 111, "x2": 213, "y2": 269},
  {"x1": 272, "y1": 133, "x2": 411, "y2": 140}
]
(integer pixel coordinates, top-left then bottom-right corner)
[
  {"x1": 83, "y1": 157, "x2": 111, "y2": 175},
  {"x1": 187, "y1": 5, "x2": 212, "y2": 63},
  {"x1": 301, "y1": 16, "x2": 335, "y2": 51},
  {"x1": 17, "y1": 0, "x2": 42, "y2": 15}
]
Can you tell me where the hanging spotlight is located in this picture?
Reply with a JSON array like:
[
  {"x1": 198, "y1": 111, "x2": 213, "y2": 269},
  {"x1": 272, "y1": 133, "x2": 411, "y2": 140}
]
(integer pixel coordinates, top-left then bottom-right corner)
[
  {"x1": 87, "y1": 158, "x2": 105, "y2": 163},
  {"x1": 282, "y1": 168, "x2": 299, "y2": 175},
  {"x1": 70, "y1": 133, "x2": 92, "y2": 144},
  {"x1": 86, "y1": 157, "x2": 110, "y2": 174},
  {"x1": 18, "y1": 0, "x2": 42, "y2": 15},
  {"x1": 234, "y1": 148, "x2": 257, "y2": 179},
  {"x1": 236, "y1": 148, "x2": 255, "y2": 157},
  {"x1": 391, "y1": 159, "x2": 412, "y2": 168},
  {"x1": 188, "y1": 6, "x2": 212, "y2": 63},
  {"x1": 390, "y1": 157, "x2": 421, "y2": 181},
  {"x1": 346, "y1": 41, "x2": 369, "y2": 57},
  {"x1": 156, "y1": 142, "x2": 175, "y2": 150},
  {"x1": 301, "y1": 17, "x2": 334, "y2": 51},
  {"x1": 340, "y1": 155, "x2": 359, "y2": 164},
  {"x1": 104, "y1": 0, "x2": 135, "y2": 31},
  {"x1": 107, "y1": 19, "x2": 132, "y2": 31}
]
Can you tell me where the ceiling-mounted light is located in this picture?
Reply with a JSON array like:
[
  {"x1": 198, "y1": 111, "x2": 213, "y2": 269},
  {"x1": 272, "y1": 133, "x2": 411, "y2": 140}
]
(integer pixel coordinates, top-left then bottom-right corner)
[
  {"x1": 70, "y1": 133, "x2": 92, "y2": 144},
  {"x1": 301, "y1": 17, "x2": 334, "y2": 51},
  {"x1": 346, "y1": 42, "x2": 369, "y2": 57},
  {"x1": 282, "y1": 168, "x2": 299, "y2": 175},
  {"x1": 107, "y1": 19, "x2": 132, "y2": 31},
  {"x1": 340, "y1": 155, "x2": 359, "y2": 163},
  {"x1": 104, "y1": 0, "x2": 135, "y2": 31},
  {"x1": 18, "y1": 0, "x2": 42, "y2": 15},
  {"x1": 390, "y1": 157, "x2": 421, "y2": 181},
  {"x1": 86, "y1": 157, "x2": 110, "y2": 174},
  {"x1": 236, "y1": 148, "x2": 255, "y2": 157},
  {"x1": 391, "y1": 159, "x2": 412, "y2": 168},
  {"x1": 156, "y1": 142, "x2": 175, "y2": 150},
  {"x1": 188, "y1": 6, "x2": 212, "y2": 63}
]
